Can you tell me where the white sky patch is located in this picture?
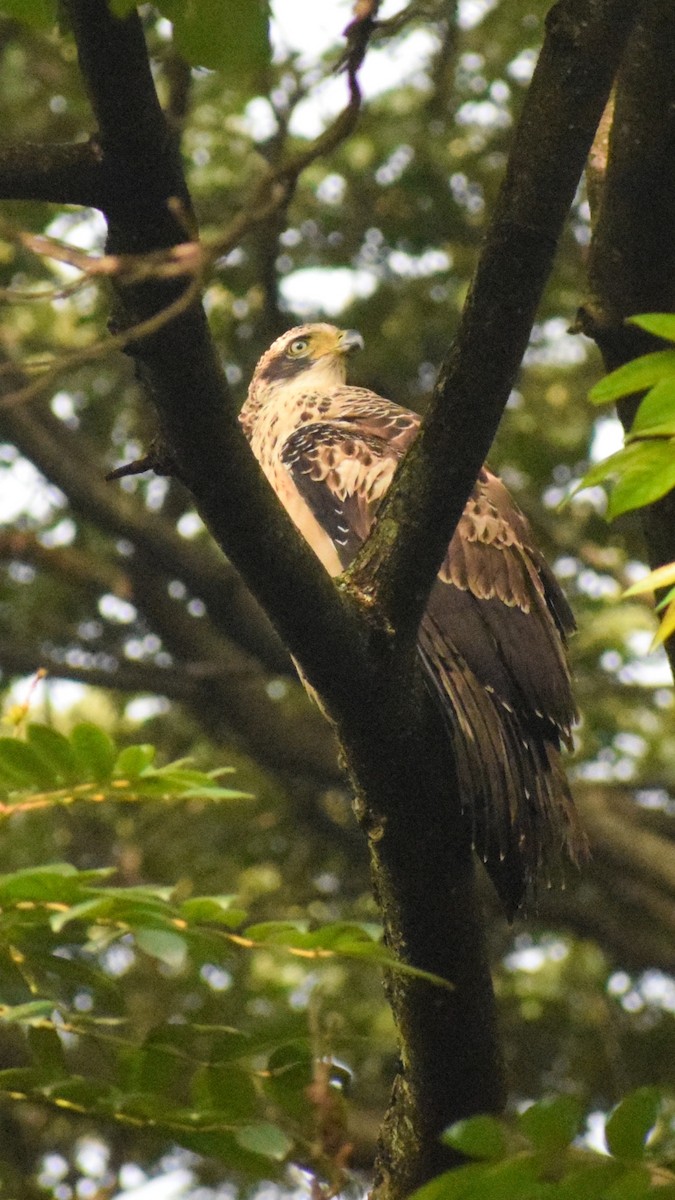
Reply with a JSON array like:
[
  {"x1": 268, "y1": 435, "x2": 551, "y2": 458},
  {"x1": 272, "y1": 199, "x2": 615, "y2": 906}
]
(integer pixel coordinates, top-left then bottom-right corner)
[
  {"x1": 125, "y1": 696, "x2": 172, "y2": 723},
  {"x1": 286, "y1": 28, "x2": 439, "y2": 139},
  {"x1": 98, "y1": 594, "x2": 137, "y2": 624},
  {"x1": 583, "y1": 1111, "x2": 610, "y2": 1155},
  {"x1": 1, "y1": 676, "x2": 88, "y2": 719},
  {"x1": 589, "y1": 415, "x2": 625, "y2": 462},
  {"x1": 271, "y1": 0, "x2": 410, "y2": 64},
  {"x1": 458, "y1": 0, "x2": 499, "y2": 29},
  {"x1": 508, "y1": 47, "x2": 538, "y2": 85},
  {"x1": 0, "y1": 458, "x2": 66, "y2": 524},
  {"x1": 112, "y1": 1163, "x2": 193, "y2": 1200},
  {"x1": 387, "y1": 248, "x2": 451, "y2": 276},
  {"x1": 176, "y1": 511, "x2": 205, "y2": 539},
  {"x1": 43, "y1": 209, "x2": 107, "y2": 284},
  {"x1": 281, "y1": 265, "x2": 378, "y2": 316},
  {"x1": 525, "y1": 318, "x2": 587, "y2": 366}
]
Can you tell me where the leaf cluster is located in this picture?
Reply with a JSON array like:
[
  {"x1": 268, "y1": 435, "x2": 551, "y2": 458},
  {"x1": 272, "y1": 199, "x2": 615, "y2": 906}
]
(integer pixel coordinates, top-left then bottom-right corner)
[
  {"x1": 412, "y1": 1092, "x2": 675, "y2": 1200},
  {"x1": 580, "y1": 313, "x2": 675, "y2": 646}
]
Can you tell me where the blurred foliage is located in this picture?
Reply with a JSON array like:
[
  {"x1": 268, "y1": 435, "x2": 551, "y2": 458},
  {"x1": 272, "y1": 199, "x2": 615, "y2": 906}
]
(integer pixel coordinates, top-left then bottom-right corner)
[
  {"x1": 0, "y1": 0, "x2": 673, "y2": 1196},
  {"x1": 0, "y1": 725, "x2": 422, "y2": 1192},
  {"x1": 411, "y1": 1093, "x2": 675, "y2": 1199},
  {"x1": 580, "y1": 312, "x2": 675, "y2": 646}
]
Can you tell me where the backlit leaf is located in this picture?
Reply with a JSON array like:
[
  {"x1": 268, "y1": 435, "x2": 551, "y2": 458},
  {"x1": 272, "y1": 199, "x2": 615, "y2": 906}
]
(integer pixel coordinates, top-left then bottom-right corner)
[
  {"x1": 605, "y1": 1087, "x2": 661, "y2": 1160},
  {"x1": 628, "y1": 377, "x2": 675, "y2": 438},
  {"x1": 0, "y1": 737, "x2": 56, "y2": 788},
  {"x1": 234, "y1": 1121, "x2": 293, "y2": 1161},
  {"x1": 589, "y1": 350, "x2": 675, "y2": 404},
  {"x1": 442, "y1": 1114, "x2": 509, "y2": 1161},
  {"x1": 70, "y1": 724, "x2": 117, "y2": 783},
  {"x1": 26, "y1": 724, "x2": 77, "y2": 783},
  {"x1": 628, "y1": 313, "x2": 675, "y2": 342},
  {"x1": 518, "y1": 1095, "x2": 582, "y2": 1154}
]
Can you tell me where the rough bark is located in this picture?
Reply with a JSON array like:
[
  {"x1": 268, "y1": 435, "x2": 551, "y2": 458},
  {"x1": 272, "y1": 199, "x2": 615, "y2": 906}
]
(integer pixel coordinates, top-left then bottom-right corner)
[{"x1": 582, "y1": 0, "x2": 675, "y2": 676}]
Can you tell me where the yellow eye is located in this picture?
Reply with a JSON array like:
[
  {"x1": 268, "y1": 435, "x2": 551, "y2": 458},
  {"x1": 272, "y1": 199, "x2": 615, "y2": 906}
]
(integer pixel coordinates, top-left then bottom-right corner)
[{"x1": 288, "y1": 337, "x2": 309, "y2": 357}]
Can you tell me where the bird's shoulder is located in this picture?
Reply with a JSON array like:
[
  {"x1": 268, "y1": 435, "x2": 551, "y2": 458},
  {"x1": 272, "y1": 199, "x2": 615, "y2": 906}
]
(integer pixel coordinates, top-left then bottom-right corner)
[{"x1": 272, "y1": 386, "x2": 418, "y2": 492}]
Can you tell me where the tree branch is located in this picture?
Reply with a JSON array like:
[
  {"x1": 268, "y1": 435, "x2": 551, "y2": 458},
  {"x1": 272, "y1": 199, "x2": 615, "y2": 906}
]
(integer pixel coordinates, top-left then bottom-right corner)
[
  {"x1": 347, "y1": 0, "x2": 645, "y2": 641},
  {"x1": 581, "y1": 0, "x2": 675, "y2": 675},
  {"x1": 0, "y1": 388, "x2": 289, "y2": 673},
  {"x1": 0, "y1": 139, "x2": 105, "y2": 206}
]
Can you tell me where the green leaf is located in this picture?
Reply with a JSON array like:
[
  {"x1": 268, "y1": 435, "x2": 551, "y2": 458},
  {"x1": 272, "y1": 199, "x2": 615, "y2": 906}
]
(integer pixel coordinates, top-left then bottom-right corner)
[
  {"x1": 0, "y1": 1066, "x2": 58, "y2": 1095},
  {"x1": 234, "y1": 1121, "x2": 293, "y2": 1162},
  {"x1": 628, "y1": 378, "x2": 675, "y2": 439},
  {"x1": 0, "y1": 0, "x2": 57, "y2": 29},
  {"x1": 180, "y1": 897, "x2": 247, "y2": 927},
  {"x1": 408, "y1": 1163, "x2": 488, "y2": 1200},
  {"x1": 623, "y1": 562, "x2": 675, "y2": 597},
  {"x1": 0, "y1": 863, "x2": 113, "y2": 903},
  {"x1": 124, "y1": 1022, "x2": 215, "y2": 1099},
  {"x1": 655, "y1": 584, "x2": 675, "y2": 611},
  {"x1": 27, "y1": 1025, "x2": 67, "y2": 1080},
  {"x1": 157, "y1": 0, "x2": 271, "y2": 82},
  {"x1": 263, "y1": 1042, "x2": 313, "y2": 1122},
  {"x1": 0, "y1": 1001, "x2": 56, "y2": 1025},
  {"x1": 607, "y1": 440, "x2": 675, "y2": 519},
  {"x1": 605, "y1": 1087, "x2": 661, "y2": 1161},
  {"x1": 134, "y1": 927, "x2": 188, "y2": 968},
  {"x1": 49, "y1": 897, "x2": 115, "y2": 933},
  {"x1": 589, "y1": 350, "x2": 675, "y2": 404},
  {"x1": 602, "y1": 1164, "x2": 667, "y2": 1199},
  {"x1": 654, "y1": 598, "x2": 675, "y2": 647},
  {"x1": 113, "y1": 744, "x2": 155, "y2": 778},
  {"x1": 442, "y1": 1114, "x2": 509, "y2": 1161},
  {"x1": 70, "y1": 724, "x2": 117, "y2": 783},
  {"x1": 244, "y1": 920, "x2": 309, "y2": 944},
  {"x1": 0, "y1": 737, "x2": 57, "y2": 788},
  {"x1": 26, "y1": 724, "x2": 78, "y2": 783},
  {"x1": 628, "y1": 313, "x2": 675, "y2": 342},
  {"x1": 191, "y1": 1063, "x2": 258, "y2": 1119},
  {"x1": 518, "y1": 1095, "x2": 582, "y2": 1154}
]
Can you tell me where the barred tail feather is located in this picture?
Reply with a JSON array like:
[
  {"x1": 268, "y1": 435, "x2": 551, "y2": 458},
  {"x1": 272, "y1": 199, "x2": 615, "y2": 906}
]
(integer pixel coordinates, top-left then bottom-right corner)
[{"x1": 418, "y1": 614, "x2": 588, "y2": 915}]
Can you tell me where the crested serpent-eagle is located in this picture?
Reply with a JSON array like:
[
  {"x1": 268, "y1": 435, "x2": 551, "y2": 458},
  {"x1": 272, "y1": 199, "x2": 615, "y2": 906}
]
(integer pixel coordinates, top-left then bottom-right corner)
[{"x1": 239, "y1": 323, "x2": 586, "y2": 913}]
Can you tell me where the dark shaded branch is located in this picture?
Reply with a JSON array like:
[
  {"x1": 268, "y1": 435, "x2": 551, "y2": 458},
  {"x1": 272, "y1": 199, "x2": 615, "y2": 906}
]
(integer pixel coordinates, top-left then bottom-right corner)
[
  {"x1": 538, "y1": 788, "x2": 675, "y2": 972},
  {"x1": 0, "y1": 640, "x2": 204, "y2": 702},
  {"x1": 0, "y1": 391, "x2": 289, "y2": 673},
  {"x1": 581, "y1": 0, "x2": 675, "y2": 675},
  {"x1": 128, "y1": 566, "x2": 341, "y2": 780},
  {"x1": 347, "y1": 0, "x2": 644, "y2": 641},
  {"x1": 0, "y1": 139, "x2": 105, "y2": 206},
  {"x1": 0, "y1": 530, "x2": 127, "y2": 598},
  {"x1": 425, "y1": 3, "x2": 460, "y2": 119}
]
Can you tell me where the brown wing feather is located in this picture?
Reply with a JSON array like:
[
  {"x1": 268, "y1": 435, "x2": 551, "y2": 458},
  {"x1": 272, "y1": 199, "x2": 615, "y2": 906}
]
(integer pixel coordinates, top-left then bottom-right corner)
[
  {"x1": 276, "y1": 404, "x2": 584, "y2": 912},
  {"x1": 281, "y1": 420, "x2": 402, "y2": 568}
]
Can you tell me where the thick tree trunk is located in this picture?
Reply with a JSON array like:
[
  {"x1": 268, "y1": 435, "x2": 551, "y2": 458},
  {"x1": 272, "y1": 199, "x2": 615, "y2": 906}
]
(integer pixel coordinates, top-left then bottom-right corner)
[{"x1": 583, "y1": 0, "x2": 675, "y2": 677}]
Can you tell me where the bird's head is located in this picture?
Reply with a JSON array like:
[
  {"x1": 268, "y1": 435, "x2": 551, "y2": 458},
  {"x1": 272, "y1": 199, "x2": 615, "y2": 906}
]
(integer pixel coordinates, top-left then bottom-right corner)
[{"x1": 247, "y1": 323, "x2": 364, "y2": 405}]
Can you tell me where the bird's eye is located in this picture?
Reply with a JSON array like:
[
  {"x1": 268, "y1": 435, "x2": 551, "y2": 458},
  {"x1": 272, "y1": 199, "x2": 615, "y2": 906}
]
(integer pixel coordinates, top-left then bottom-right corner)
[{"x1": 288, "y1": 337, "x2": 309, "y2": 357}]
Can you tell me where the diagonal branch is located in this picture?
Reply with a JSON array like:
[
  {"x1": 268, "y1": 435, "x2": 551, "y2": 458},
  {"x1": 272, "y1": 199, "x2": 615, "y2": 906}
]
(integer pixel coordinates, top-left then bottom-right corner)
[
  {"x1": 346, "y1": 0, "x2": 645, "y2": 642},
  {"x1": 0, "y1": 389, "x2": 288, "y2": 673},
  {"x1": 0, "y1": 139, "x2": 105, "y2": 206}
]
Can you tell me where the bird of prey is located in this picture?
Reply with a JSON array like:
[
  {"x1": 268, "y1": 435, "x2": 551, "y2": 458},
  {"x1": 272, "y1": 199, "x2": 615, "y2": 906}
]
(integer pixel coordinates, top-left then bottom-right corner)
[{"x1": 240, "y1": 322, "x2": 586, "y2": 912}]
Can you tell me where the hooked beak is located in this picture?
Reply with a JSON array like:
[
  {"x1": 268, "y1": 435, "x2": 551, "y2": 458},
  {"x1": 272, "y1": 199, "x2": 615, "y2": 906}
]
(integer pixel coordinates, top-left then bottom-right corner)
[{"x1": 338, "y1": 329, "x2": 365, "y2": 355}]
